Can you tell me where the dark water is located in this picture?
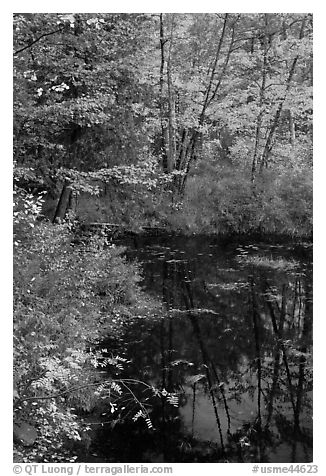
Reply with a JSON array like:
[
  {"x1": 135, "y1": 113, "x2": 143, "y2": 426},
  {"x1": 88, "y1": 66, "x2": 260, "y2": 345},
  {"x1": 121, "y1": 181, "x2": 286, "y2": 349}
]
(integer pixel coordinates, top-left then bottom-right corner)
[{"x1": 90, "y1": 235, "x2": 312, "y2": 463}]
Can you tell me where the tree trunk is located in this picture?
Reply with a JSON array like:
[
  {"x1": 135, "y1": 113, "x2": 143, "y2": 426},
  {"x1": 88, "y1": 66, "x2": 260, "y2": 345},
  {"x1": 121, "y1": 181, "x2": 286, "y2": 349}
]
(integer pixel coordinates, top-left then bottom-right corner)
[
  {"x1": 52, "y1": 183, "x2": 72, "y2": 223},
  {"x1": 166, "y1": 15, "x2": 177, "y2": 173},
  {"x1": 289, "y1": 109, "x2": 296, "y2": 145},
  {"x1": 177, "y1": 14, "x2": 229, "y2": 195},
  {"x1": 259, "y1": 17, "x2": 306, "y2": 171},
  {"x1": 159, "y1": 14, "x2": 168, "y2": 172},
  {"x1": 251, "y1": 14, "x2": 269, "y2": 183}
]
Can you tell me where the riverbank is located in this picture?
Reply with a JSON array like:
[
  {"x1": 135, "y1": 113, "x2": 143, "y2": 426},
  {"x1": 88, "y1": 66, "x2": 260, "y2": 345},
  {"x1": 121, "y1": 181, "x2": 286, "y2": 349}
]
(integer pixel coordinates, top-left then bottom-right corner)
[
  {"x1": 77, "y1": 221, "x2": 313, "y2": 250},
  {"x1": 13, "y1": 218, "x2": 163, "y2": 463},
  {"x1": 14, "y1": 213, "x2": 313, "y2": 463}
]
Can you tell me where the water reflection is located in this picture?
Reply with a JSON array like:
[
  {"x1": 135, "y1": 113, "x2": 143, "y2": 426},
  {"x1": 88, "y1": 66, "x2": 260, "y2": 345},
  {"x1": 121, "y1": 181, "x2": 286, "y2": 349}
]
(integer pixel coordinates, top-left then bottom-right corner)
[{"x1": 91, "y1": 237, "x2": 312, "y2": 463}]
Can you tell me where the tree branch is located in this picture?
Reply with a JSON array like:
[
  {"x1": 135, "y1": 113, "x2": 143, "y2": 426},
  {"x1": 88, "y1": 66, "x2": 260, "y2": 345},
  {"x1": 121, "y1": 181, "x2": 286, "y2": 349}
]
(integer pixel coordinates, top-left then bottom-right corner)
[
  {"x1": 208, "y1": 19, "x2": 237, "y2": 106},
  {"x1": 14, "y1": 26, "x2": 64, "y2": 55},
  {"x1": 259, "y1": 16, "x2": 307, "y2": 171},
  {"x1": 199, "y1": 13, "x2": 229, "y2": 125},
  {"x1": 14, "y1": 380, "x2": 104, "y2": 408}
]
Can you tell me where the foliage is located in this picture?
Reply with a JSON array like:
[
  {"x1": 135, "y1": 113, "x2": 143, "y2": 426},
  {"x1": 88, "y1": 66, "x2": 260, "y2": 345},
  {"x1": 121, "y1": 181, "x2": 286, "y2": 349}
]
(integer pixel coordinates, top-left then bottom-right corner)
[
  {"x1": 13, "y1": 13, "x2": 312, "y2": 236},
  {"x1": 13, "y1": 189, "x2": 165, "y2": 462},
  {"x1": 163, "y1": 164, "x2": 312, "y2": 236},
  {"x1": 13, "y1": 13, "x2": 313, "y2": 463},
  {"x1": 13, "y1": 14, "x2": 156, "y2": 194}
]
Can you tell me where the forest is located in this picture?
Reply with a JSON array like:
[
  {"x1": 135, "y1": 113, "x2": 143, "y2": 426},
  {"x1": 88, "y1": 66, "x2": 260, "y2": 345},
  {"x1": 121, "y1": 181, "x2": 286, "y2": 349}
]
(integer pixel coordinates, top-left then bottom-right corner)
[{"x1": 13, "y1": 13, "x2": 313, "y2": 464}]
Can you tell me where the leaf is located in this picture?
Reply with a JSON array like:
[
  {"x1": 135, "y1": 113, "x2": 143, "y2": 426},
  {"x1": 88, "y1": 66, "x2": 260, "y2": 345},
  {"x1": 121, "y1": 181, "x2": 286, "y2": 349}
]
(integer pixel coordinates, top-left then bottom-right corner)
[{"x1": 145, "y1": 418, "x2": 153, "y2": 429}]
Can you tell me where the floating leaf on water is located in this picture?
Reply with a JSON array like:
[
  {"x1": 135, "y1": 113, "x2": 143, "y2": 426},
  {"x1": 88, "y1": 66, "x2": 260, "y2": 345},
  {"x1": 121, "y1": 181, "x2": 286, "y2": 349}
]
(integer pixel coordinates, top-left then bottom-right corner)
[{"x1": 170, "y1": 359, "x2": 194, "y2": 367}]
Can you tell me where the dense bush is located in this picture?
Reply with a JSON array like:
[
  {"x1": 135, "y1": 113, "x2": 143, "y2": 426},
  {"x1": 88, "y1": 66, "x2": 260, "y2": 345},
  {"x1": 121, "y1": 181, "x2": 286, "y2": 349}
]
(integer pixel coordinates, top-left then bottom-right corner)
[
  {"x1": 13, "y1": 188, "x2": 159, "y2": 462},
  {"x1": 160, "y1": 165, "x2": 313, "y2": 237}
]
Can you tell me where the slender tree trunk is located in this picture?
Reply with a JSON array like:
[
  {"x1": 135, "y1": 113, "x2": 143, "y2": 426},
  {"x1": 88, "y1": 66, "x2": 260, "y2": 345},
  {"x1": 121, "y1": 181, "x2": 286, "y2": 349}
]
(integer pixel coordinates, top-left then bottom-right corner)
[
  {"x1": 199, "y1": 13, "x2": 229, "y2": 125},
  {"x1": 288, "y1": 109, "x2": 296, "y2": 145},
  {"x1": 259, "y1": 59, "x2": 297, "y2": 171},
  {"x1": 259, "y1": 17, "x2": 306, "y2": 171},
  {"x1": 177, "y1": 14, "x2": 230, "y2": 195},
  {"x1": 166, "y1": 15, "x2": 177, "y2": 173},
  {"x1": 159, "y1": 14, "x2": 168, "y2": 172},
  {"x1": 208, "y1": 18, "x2": 237, "y2": 106},
  {"x1": 252, "y1": 14, "x2": 269, "y2": 183},
  {"x1": 176, "y1": 129, "x2": 188, "y2": 170}
]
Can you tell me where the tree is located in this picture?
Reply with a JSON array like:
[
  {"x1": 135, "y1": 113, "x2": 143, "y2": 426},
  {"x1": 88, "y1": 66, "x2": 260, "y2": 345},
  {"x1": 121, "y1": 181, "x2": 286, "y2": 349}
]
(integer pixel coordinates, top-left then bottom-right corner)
[{"x1": 13, "y1": 13, "x2": 313, "y2": 234}]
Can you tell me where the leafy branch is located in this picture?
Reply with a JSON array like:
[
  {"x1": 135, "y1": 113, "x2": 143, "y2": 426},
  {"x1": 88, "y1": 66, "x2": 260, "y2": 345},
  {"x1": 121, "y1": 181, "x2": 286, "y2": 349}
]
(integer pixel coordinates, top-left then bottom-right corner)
[{"x1": 14, "y1": 26, "x2": 65, "y2": 55}]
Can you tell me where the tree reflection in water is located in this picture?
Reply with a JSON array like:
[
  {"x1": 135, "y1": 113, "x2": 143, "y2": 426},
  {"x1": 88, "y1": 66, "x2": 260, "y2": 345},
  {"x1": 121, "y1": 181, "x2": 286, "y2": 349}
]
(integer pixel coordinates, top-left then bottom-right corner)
[{"x1": 91, "y1": 236, "x2": 312, "y2": 463}]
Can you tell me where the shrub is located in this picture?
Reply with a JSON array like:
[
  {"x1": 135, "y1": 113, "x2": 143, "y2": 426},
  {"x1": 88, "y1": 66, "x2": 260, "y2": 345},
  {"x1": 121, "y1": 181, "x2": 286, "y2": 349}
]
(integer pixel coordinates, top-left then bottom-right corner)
[
  {"x1": 165, "y1": 164, "x2": 312, "y2": 237},
  {"x1": 13, "y1": 187, "x2": 159, "y2": 462}
]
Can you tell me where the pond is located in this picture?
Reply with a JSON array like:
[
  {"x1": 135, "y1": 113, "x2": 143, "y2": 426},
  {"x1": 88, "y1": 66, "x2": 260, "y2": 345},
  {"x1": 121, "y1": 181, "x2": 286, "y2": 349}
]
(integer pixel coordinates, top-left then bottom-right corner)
[{"x1": 89, "y1": 235, "x2": 312, "y2": 463}]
